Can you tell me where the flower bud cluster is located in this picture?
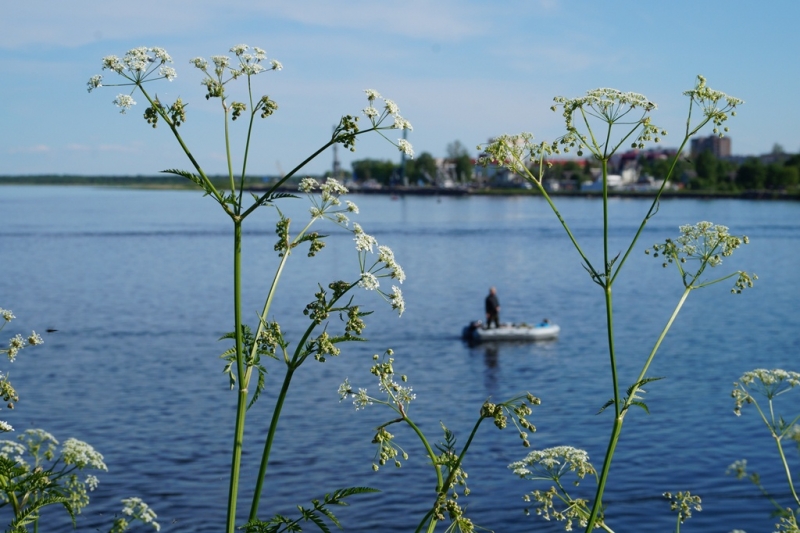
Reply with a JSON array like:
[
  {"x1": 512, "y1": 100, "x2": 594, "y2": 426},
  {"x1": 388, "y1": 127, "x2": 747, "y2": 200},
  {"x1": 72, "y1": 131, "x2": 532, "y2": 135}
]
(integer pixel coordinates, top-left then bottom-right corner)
[
  {"x1": 333, "y1": 115, "x2": 360, "y2": 152},
  {"x1": 433, "y1": 496, "x2": 473, "y2": 530},
  {"x1": 344, "y1": 306, "x2": 366, "y2": 336},
  {"x1": 230, "y1": 102, "x2": 247, "y2": 121},
  {"x1": 481, "y1": 392, "x2": 539, "y2": 446},
  {"x1": 273, "y1": 216, "x2": 291, "y2": 257},
  {"x1": 683, "y1": 75, "x2": 743, "y2": 138},
  {"x1": 256, "y1": 321, "x2": 283, "y2": 358},
  {"x1": 370, "y1": 426, "x2": 408, "y2": 470},
  {"x1": 663, "y1": 490, "x2": 702, "y2": 524},
  {"x1": 521, "y1": 486, "x2": 593, "y2": 531},
  {"x1": 303, "y1": 286, "x2": 330, "y2": 324},
  {"x1": 0, "y1": 379, "x2": 19, "y2": 412},
  {"x1": 309, "y1": 331, "x2": 340, "y2": 363},
  {"x1": 258, "y1": 96, "x2": 278, "y2": 119}
]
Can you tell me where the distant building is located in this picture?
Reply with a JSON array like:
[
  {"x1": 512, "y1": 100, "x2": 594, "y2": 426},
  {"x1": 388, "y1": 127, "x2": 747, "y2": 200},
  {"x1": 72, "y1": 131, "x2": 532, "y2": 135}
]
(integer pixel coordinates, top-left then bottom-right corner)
[{"x1": 691, "y1": 135, "x2": 731, "y2": 158}]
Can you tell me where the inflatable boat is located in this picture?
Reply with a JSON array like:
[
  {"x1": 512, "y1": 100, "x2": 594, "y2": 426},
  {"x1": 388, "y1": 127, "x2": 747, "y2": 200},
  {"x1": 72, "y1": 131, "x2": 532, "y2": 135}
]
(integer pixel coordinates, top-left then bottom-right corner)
[{"x1": 462, "y1": 320, "x2": 560, "y2": 343}]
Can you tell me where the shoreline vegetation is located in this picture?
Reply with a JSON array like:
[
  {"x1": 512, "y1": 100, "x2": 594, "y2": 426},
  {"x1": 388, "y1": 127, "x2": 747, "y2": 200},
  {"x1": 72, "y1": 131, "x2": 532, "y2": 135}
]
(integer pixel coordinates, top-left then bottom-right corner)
[{"x1": 2, "y1": 175, "x2": 799, "y2": 200}]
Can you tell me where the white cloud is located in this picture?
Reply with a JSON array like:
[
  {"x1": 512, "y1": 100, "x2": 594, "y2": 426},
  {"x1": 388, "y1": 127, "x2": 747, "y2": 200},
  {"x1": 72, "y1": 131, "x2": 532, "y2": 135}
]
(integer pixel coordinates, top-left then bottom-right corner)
[{"x1": 7, "y1": 144, "x2": 51, "y2": 154}]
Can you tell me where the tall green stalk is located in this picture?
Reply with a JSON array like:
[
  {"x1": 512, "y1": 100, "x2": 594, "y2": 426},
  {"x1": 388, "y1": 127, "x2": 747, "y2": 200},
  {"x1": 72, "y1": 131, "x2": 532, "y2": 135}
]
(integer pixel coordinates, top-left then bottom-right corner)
[{"x1": 226, "y1": 221, "x2": 246, "y2": 533}]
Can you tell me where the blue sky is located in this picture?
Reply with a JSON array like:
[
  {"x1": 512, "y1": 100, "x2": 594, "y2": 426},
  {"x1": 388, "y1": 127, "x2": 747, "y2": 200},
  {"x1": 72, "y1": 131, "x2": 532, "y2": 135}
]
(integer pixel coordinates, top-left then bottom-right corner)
[{"x1": 2, "y1": 0, "x2": 798, "y2": 176}]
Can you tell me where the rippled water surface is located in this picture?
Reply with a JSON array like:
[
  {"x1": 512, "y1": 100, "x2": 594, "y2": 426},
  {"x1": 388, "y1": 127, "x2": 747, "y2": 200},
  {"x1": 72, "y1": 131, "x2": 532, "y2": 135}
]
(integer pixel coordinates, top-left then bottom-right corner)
[{"x1": 2, "y1": 186, "x2": 799, "y2": 532}]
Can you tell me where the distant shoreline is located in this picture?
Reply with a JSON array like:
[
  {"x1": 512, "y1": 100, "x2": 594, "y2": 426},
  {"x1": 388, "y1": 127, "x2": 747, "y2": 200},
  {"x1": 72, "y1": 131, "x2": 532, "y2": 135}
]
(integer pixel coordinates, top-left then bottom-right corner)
[{"x1": 1, "y1": 176, "x2": 798, "y2": 201}]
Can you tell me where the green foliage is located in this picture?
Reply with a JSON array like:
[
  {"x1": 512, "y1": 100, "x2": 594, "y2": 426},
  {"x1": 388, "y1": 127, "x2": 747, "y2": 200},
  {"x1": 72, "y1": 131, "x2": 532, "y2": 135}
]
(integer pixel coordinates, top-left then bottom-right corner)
[
  {"x1": 766, "y1": 164, "x2": 799, "y2": 189},
  {"x1": 351, "y1": 159, "x2": 397, "y2": 184},
  {"x1": 406, "y1": 152, "x2": 437, "y2": 183},
  {"x1": 447, "y1": 141, "x2": 474, "y2": 182},
  {"x1": 242, "y1": 487, "x2": 379, "y2": 533},
  {"x1": 736, "y1": 158, "x2": 767, "y2": 189}
]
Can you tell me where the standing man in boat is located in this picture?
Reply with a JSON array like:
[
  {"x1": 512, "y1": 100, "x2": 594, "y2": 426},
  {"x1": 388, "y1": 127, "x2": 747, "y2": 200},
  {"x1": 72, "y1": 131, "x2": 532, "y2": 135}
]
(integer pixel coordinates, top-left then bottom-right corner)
[{"x1": 485, "y1": 286, "x2": 500, "y2": 329}]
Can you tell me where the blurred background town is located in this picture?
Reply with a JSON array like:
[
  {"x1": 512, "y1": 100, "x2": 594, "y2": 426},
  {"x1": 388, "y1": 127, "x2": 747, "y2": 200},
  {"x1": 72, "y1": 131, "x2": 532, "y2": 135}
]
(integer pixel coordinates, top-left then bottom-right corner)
[{"x1": 5, "y1": 135, "x2": 797, "y2": 197}]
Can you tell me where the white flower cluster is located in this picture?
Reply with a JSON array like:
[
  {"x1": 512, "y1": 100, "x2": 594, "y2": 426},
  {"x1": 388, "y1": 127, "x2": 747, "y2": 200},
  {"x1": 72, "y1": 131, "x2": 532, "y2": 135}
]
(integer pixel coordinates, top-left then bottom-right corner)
[
  {"x1": 299, "y1": 178, "x2": 358, "y2": 226},
  {"x1": 353, "y1": 223, "x2": 377, "y2": 252},
  {"x1": 647, "y1": 221, "x2": 756, "y2": 292},
  {"x1": 62, "y1": 438, "x2": 108, "y2": 471},
  {"x1": 295, "y1": 181, "x2": 406, "y2": 315},
  {"x1": 361, "y1": 89, "x2": 414, "y2": 158},
  {"x1": 191, "y1": 44, "x2": 280, "y2": 80},
  {"x1": 479, "y1": 133, "x2": 541, "y2": 176},
  {"x1": 120, "y1": 497, "x2": 161, "y2": 531},
  {"x1": 351, "y1": 226, "x2": 406, "y2": 315},
  {"x1": 732, "y1": 368, "x2": 800, "y2": 416},
  {"x1": 674, "y1": 221, "x2": 745, "y2": 265},
  {"x1": 88, "y1": 47, "x2": 177, "y2": 112},
  {"x1": 550, "y1": 87, "x2": 665, "y2": 153},
  {"x1": 338, "y1": 352, "x2": 414, "y2": 412},
  {"x1": 337, "y1": 379, "x2": 373, "y2": 410},
  {"x1": 1, "y1": 307, "x2": 43, "y2": 362},
  {"x1": 0, "y1": 440, "x2": 26, "y2": 466},
  {"x1": 509, "y1": 446, "x2": 596, "y2": 481}
]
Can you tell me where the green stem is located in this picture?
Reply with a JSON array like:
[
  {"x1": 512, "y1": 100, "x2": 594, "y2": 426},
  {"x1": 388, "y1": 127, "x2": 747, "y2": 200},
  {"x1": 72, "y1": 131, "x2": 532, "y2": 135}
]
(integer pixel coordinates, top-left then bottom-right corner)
[
  {"x1": 241, "y1": 126, "x2": 379, "y2": 220},
  {"x1": 631, "y1": 287, "x2": 691, "y2": 388},
  {"x1": 249, "y1": 283, "x2": 356, "y2": 519},
  {"x1": 248, "y1": 366, "x2": 296, "y2": 521},
  {"x1": 413, "y1": 509, "x2": 436, "y2": 533},
  {"x1": 223, "y1": 101, "x2": 236, "y2": 202},
  {"x1": 226, "y1": 221, "x2": 246, "y2": 533},
  {"x1": 584, "y1": 259, "x2": 620, "y2": 532},
  {"x1": 404, "y1": 417, "x2": 444, "y2": 491},
  {"x1": 604, "y1": 288, "x2": 620, "y2": 419},
  {"x1": 511, "y1": 153, "x2": 598, "y2": 279},
  {"x1": 136, "y1": 86, "x2": 226, "y2": 209},
  {"x1": 585, "y1": 415, "x2": 623, "y2": 532},
  {"x1": 602, "y1": 159, "x2": 610, "y2": 278},
  {"x1": 775, "y1": 436, "x2": 800, "y2": 506},
  {"x1": 609, "y1": 135, "x2": 691, "y2": 285},
  {"x1": 440, "y1": 418, "x2": 484, "y2": 493},
  {"x1": 237, "y1": 77, "x2": 257, "y2": 208},
  {"x1": 244, "y1": 247, "x2": 292, "y2": 385}
]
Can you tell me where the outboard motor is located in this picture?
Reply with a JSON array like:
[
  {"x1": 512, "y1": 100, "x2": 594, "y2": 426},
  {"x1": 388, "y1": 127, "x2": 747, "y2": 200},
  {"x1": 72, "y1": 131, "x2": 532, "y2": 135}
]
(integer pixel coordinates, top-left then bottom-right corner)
[{"x1": 462, "y1": 320, "x2": 483, "y2": 341}]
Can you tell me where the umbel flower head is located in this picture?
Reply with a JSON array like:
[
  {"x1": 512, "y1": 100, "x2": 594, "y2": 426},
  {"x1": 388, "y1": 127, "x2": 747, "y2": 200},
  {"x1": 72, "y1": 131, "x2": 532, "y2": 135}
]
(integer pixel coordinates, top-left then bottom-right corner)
[
  {"x1": 683, "y1": 75, "x2": 743, "y2": 138},
  {"x1": 647, "y1": 221, "x2": 756, "y2": 292},
  {"x1": 663, "y1": 491, "x2": 702, "y2": 524},
  {"x1": 358, "y1": 89, "x2": 414, "y2": 158},
  {"x1": 510, "y1": 446, "x2": 596, "y2": 482},
  {"x1": 731, "y1": 368, "x2": 800, "y2": 416},
  {"x1": 87, "y1": 47, "x2": 176, "y2": 112},
  {"x1": 478, "y1": 133, "x2": 558, "y2": 181},
  {"x1": 550, "y1": 86, "x2": 664, "y2": 156}
]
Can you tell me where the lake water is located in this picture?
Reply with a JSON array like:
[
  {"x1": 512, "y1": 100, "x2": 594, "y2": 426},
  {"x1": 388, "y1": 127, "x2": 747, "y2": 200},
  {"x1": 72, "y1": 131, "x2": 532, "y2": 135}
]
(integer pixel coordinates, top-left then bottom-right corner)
[{"x1": 1, "y1": 186, "x2": 798, "y2": 532}]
